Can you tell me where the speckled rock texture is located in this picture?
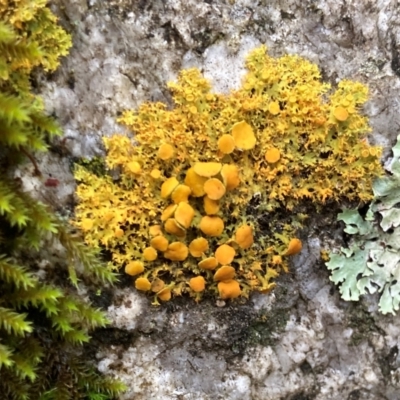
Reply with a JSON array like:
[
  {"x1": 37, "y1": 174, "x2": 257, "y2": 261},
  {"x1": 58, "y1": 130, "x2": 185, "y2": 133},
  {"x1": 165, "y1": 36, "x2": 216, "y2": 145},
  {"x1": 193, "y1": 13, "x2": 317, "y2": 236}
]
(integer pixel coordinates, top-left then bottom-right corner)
[{"x1": 39, "y1": 0, "x2": 400, "y2": 398}]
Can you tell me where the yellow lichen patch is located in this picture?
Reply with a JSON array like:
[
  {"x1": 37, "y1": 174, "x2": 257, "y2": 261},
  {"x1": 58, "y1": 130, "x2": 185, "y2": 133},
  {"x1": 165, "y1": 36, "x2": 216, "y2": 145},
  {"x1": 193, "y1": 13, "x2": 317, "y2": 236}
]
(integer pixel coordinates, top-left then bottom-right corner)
[
  {"x1": 215, "y1": 244, "x2": 236, "y2": 265},
  {"x1": 115, "y1": 228, "x2": 124, "y2": 238},
  {"x1": 161, "y1": 204, "x2": 178, "y2": 222},
  {"x1": 158, "y1": 143, "x2": 174, "y2": 160},
  {"x1": 203, "y1": 178, "x2": 226, "y2": 200},
  {"x1": 158, "y1": 287, "x2": 172, "y2": 301},
  {"x1": 184, "y1": 168, "x2": 208, "y2": 197},
  {"x1": 161, "y1": 177, "x2": 179, "y2": 198},
  {"x1": 272, "y1": 255, "x2": 282, "y2": 265},
  {"x1": 150, "y1": 236, "x2": 169, "y2": 251},
  {"x1": 135, "y1": 277, "x2": 151, "y2": 291},
  {"x1": 265, "y1": 147, "x2": 281, "y2": 164},
  {"x1": 193, "y1": 162, "x2": 222, "y2": 177},
  {"x1": 199, "y1": 216, "x2": 224, "y2": 237},
  {"x1": 149, "y1": 225, "x2": 162, "y2": 237},
  {"x1": 171, "y1": 184, "x2": 192, "y2": 203},
  {"x1": 198, "y1": 257, "x2": 218, "y2": 270},
  {"x1": 268, "y1": 101, "x2": 280, "y2": 115},
  {"x1": 164, "y1": 218, "x2": 186, "y2": 236},
  {"x1": 282, "y1": 238, "x2": 302, "y2": 256},
  {"x1": 125, "y1": 261, "x2": 144, "y2": 276},
  {"x1": 235, "y1": 225, "x2": 254, "y2": 249},
  {"x1": 74, "y1": 45, "x2": 384, "y2": 304},
  {"x1": 221, "y1": 164, "x2": 240, "y2": 191},
  {"x1": 81, "y1": 218, "x2": 93, "y2": 231},
  {"x1": 164, "y1": 242, "x2": 189, "y2": 261},
  {"x1": 218, "y1": 134, "x2": 235, "y2": 154},
  {"x1": 231, "y1": 121, "x2": 256, "y2": 150},
  {"x1": 189, "y1": 276, "x2": 206, "y2": 292},
  {"x1": 151, "y1": 278, "x2": 165, "y2": 292},
  {"x1": 143, "y1": 247, "x2": 158, "y2": 261},
  {"x1": 214, "y1": 266, "x2": 236, "y2": 282},
  {"x1": 126, "y1": 161, "x2": 141, "y2": 174},
  {"x1": 174, "y1": 202, "x2": 195, "y2": 229},
  {"x1": 203, "y1": 196, "x2": 220, "y2": 215},
  {"x1": 218, "y1": 280, "x2": 241, "y2": 299},
  {"x1": 103, "y1": 212, "x2": 114, "y2": 223},
  {"x1": 333, "y1": 106, "x2": 349, "y2": 122},
  {"x1": 189, "y1": 238, "x2": 209, "y2": 257},
  {"x1": 150, "y1": 169, "x2": 162, "y2": 179}
]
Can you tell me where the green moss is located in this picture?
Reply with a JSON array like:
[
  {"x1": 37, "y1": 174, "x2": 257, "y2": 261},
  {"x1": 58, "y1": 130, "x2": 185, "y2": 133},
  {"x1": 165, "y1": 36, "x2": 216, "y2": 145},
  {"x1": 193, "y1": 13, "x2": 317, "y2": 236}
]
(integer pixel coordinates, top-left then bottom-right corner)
[{"x1": 0, "y1": 3, "x2": 124, "y2": 399}]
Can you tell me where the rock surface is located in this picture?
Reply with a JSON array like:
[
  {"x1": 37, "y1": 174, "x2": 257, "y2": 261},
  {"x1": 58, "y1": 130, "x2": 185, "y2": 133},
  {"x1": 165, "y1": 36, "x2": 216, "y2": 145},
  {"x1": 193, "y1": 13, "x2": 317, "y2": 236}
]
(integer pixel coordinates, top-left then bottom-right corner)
[{"x1": 41, "y1": 0, "x2": 400, "y2": 398}]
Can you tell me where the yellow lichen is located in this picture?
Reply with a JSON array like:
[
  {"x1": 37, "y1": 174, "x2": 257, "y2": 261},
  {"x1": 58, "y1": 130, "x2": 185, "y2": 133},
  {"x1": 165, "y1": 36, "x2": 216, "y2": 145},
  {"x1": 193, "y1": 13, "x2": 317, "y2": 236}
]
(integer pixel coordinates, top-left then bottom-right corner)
[
  {"x1": 199, "y1": 216, "x2": 224, "y2": 237},
  {"x1": 214, "y1": 266, "x2": 236, "y2": 282},
  {"x1": 198, "y1": 257, "x2": 218, "y2": 270},
  {"x1": 125, "y1": 261, "x2": 144, "y2": 276},
  {"x1": 203, "y1": 178, "x2": 226, "y2": 200},
  {"x1": 189, "y1": 238, "x2": 209, "y2": 257},
  {"x1": 218, "y1": 280, "x2": 241, "y2": 299},
  {"x1": 231, "y1": 121, "x2": 256, "y2": 150},
  {"x1": 215, "y1": 244, "x2": 236, "y2": 265},
  {"x1": 189, "y1": 276, "x2": 206, "y2": 292},
  {"x1": 73, "y1": 45, "x2": 383, "y2": 304},
  {"x1": 218, "y1": 134, "x2": 236, "y2": 154}
]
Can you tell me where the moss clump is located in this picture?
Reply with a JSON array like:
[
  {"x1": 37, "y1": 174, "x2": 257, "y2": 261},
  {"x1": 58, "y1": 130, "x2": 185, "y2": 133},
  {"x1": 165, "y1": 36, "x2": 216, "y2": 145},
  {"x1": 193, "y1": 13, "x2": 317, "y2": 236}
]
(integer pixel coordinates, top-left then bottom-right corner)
[
  {"x1": 73, "y1": 46, "x2": 382, "y2": 304},
  {"x1": 0, "y1": 2, "x2": 124, "y2": 399}
]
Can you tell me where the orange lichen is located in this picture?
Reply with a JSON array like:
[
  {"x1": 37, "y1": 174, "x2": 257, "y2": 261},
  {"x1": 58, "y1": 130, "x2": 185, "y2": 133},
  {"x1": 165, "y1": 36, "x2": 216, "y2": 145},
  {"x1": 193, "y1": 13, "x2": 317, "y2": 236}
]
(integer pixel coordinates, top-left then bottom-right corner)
[
  {"x1": 265, "y1": 147, "x2": 281, "y2": 164},
  {"x1": 198, "y1": 257, "x2": 218, "y2": 270},
  {"x1": 143, "y1": 247, "x2": 158, "y2": 261},
  {"x1": 150, "y1": 169, "x2": 162, "y2": 179},
  {"x1": 164, "y1": 242, "x2": 189, "y2": 261},
  {"x1": 203, "y1": 196, "x2": 220, "y2": 215},
  {"x1": 81, "y1": 219, "x2": 93, "y2": 231},
  {"x1": 221, "y1": 164, "x2": 240, "y2": 191},
  {"x1": 149, "y1": 225, "x2": 162, "y2": 237},
  {"x1": 189, "y1": 237, "x2": 209, "y2": 257},
  {"x1": 231, "y1": 121, "x2": 256, "y2": 150},
  {"x1": 189, "y1": 276, "x2": 206, "y2": 292},
  {"x1": 115, "y1": 228, "x2": 124, "y2": 238},
  {"x1": 268, "y1": 101, "x2": 280, "y2": 115},
  {"x1": 218, "y1": 134, "x2": 235, "y2": 154},
  {"x1": 161, "y1": 204, "x2": 178, "y2": 222},
  {"x1": 161, "y1": 177, "x2": 179, "y2": 198},
  {"x1": 235, "y1": 225, "x2": 254, "y2": 249},
  {"x1": 282, "y1": 238, "x2": 302, "y2": 256},
  {"x1": 135, "y1": 277, "x2": 151, "y2": 291},
  {"x1": 126, "y1": 161, "x2": 141, "y2": 174},
  {"x1": 193, "y1": 162, "x2": 222, "y2": 177},
  {"x1": 203, "y1": 178, "x2": 226, "y2": 200},
  {"x1": 184, "y1": 168, "x2": 208, "y2": 197},
  {"x1": 199, "y1": 216, "x2": 224, "y2": 237},
  {"x1": 74, "y1": 45, "x2": 383, "y2": 304},
  {"x1": 150, "y1": 236, "x2": 169, "y2": 251},
  {"x1": 151, "y1": 278, "x2": 165, "y2": 292},
  {"x1": 215, "y1": 244, "x2": 235, "y2": 265},
  {"x1": 333, "y1": 106, "x2": 349, "y2": 121},
  {"x1": 171, "y1": 184, "x2": 192, "y2": 203},
  {"x1": 125, "y1": 261, "x2": 144, "y2": 276},
  {"x1": 158, "y1": 287, "x2": 172, "y2": 301},
  {"x1": 218, "y1": 280, "x2": 241, "y2": 299},
  {"x1": 214, "y1": 266, "x2": 236, "y2": 282},
  {"x1": 158, "y1": 143, "x2": 174, "y2": 160},
  {"x1": 174, "y1": 202, "x2": 195, "y2": 229},
  {"x1": 164, "y1": 218, "x2": 186, "y2": 236}
]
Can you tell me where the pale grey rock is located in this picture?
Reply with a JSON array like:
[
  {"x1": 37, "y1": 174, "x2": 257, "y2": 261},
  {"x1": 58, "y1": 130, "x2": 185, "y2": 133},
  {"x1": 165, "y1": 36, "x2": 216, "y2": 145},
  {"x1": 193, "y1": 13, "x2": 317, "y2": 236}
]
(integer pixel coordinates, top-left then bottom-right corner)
[{"x1": 36, "y1": 0, "x2": 400, "y2": 398}]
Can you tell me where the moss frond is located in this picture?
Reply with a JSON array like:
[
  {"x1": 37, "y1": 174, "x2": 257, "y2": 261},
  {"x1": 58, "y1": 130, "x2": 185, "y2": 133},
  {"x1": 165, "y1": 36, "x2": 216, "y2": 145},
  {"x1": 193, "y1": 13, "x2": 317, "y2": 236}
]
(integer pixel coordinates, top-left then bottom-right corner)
[{"x1": 0, "y1": 306, "x2": 32, "y2": 336}]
